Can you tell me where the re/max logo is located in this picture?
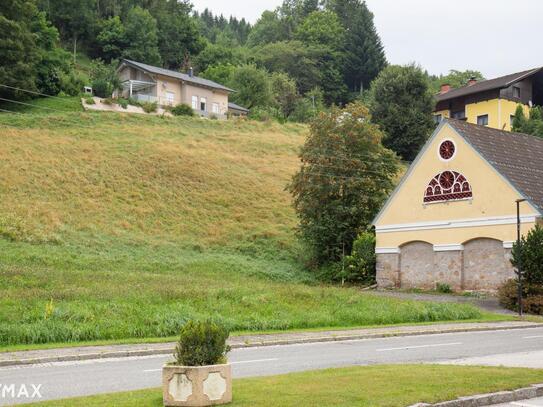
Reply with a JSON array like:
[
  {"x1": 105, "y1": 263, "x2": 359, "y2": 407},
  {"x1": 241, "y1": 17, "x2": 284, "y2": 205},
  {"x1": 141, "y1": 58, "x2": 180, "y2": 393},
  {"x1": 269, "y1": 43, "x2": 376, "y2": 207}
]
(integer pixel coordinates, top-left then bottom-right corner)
[{"x1": 0, "y1": 384, "x2": 42, "y2": 399}]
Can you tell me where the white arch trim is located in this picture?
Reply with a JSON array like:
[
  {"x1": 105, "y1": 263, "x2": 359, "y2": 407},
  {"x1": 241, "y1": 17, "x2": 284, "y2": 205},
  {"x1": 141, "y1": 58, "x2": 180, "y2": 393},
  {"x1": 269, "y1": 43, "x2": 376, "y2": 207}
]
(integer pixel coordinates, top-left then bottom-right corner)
[{"x1": 377, "y1": 242, "x2": 513, "y2": 253}]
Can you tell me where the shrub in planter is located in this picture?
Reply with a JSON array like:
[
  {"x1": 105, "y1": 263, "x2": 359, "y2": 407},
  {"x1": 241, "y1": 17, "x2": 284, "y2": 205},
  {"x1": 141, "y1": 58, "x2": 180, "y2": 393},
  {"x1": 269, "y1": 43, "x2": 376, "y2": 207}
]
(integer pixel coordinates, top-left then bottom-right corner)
[
  {"x1": 84, "y1": 96, "x2": 95, "y2": 105},
  {"x1": 142, "y1": 101, "x2": 158, "y2": 114},
  {"x1": 163, "y1": 320, "x2": 231, "y2": 406},
  {"x1": 171, "y1": 104, "x2": 194, "y2": 117}
]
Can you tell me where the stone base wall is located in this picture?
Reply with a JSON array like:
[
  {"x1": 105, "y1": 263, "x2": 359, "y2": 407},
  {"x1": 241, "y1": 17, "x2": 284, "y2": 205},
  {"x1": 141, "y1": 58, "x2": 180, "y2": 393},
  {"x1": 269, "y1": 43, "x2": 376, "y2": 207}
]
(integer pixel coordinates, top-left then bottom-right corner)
[
  {"x1": 376, "y1": 253, "x2": 400, "y2": 288},
  {"x1": 376, "y1": 238, "x2": 516, "y2": 291}
]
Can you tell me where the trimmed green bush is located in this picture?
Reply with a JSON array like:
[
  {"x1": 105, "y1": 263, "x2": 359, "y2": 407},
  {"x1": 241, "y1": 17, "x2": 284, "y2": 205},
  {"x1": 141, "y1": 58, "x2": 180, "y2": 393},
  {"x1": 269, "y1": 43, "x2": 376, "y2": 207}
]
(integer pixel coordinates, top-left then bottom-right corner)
[
  {"x1": 141, "y1": 102, "x2": 157, "y2": 114},
  {"x1": 343, "y1": 231, "x2": 377, "y2": 284},
  {"x1": 171, "y1": 104, "x2": 194, "y2": 116},
  {"x1": 174, "y1": 320, "x2": 230, "y2": 366},
  {"x1": 117, "y1": 98, "x2": 128, "y2": 109}
]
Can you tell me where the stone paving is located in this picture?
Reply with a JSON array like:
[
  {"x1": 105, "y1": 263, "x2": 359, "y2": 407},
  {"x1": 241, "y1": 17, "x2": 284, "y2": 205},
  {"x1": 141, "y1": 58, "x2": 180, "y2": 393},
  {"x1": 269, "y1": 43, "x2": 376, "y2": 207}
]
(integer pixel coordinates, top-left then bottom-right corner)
[{"x1": 1, "y1": 320, "x2": 540, "y2": 367}]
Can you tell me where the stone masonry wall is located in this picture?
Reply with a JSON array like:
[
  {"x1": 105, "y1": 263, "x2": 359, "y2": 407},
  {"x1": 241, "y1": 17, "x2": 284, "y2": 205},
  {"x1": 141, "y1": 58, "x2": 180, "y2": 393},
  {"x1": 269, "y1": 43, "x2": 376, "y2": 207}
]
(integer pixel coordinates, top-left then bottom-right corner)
[{"x1": 376, "y1": 238, "x2": 515, "y2": 291}]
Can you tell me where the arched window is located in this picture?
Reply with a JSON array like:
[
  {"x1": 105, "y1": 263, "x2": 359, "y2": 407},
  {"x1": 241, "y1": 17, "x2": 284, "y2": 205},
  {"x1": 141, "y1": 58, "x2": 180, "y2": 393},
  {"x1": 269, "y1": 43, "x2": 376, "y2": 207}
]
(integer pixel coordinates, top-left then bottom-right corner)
[{"x1": 423, "y1": 171, "x2": 472, "y2": 203}]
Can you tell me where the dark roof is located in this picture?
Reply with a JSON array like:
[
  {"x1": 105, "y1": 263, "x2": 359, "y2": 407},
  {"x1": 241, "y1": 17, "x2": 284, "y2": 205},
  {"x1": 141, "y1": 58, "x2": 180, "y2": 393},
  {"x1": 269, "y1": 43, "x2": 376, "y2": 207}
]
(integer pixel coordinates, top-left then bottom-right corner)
[
  {"x1": 436, "y1": 68, "x2": 542, "y2": 103},
  {"x1": 447, "y1": 119, "x2": 543, "y2": 213},
  {"x1": 121, "y1": 59, "x2": 234, "y2": 93},
  {"x1": 228, "y1": 102, "x2": 249, "y2": 112}
]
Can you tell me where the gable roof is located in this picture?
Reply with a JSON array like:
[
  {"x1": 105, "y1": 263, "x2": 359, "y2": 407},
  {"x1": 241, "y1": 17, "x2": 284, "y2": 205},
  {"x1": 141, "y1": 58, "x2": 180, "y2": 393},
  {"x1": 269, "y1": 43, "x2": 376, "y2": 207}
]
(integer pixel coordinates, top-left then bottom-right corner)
[
  {"x1": 120, "y1": 59, "x2": 234, "y2": 93},
  {"x1": 447, "y1": 119, "x2": 543, "y2": 213},
  {"x1": 435, "y1": 68, "x2": 542, "y2": 103},
  {"x1": 373, "y1": 120, "x2": 543, "y2": 225},
  {"x1": 228, "y1": 102, "x2": 249, "y2": 112}
]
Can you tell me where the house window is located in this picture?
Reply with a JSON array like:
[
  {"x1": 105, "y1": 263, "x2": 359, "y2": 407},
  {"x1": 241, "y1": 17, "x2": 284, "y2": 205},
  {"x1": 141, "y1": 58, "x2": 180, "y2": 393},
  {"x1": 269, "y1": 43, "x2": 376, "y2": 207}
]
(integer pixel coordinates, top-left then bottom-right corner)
[
  {"x1": 477, "y1": 114, "x2": 489, "y2": 126},
  {"x1": 212, "y1": 103, "x2": 220, "y2": 114},
  {"x1": 191, "y1": 96, "x2": 198, "y2": 110},
  {"x1": 513, "y1": 86, "x2": 521, "y2": 99},
  {"x1": 433, "y1": 114, "x2": 442, "y2": 124},
  {"x1": 424, "y1": 171, "x2": 473, "y2": 204},
  {"x1": 200, "y1": 97, "x2": 207, "y2": 112},
  {"x1": 452, "y1": 110, "x2": 466, "y2": 120},
  {"x1": 166, "y1": 91, "x2": 175, "y2": 105}
]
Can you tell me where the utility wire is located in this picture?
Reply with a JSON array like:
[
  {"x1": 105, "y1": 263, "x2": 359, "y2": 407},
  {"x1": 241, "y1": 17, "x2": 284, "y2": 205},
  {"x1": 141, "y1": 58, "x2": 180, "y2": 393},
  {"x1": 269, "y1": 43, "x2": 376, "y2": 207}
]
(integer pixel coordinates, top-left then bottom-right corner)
[{"x1": 0, "y1": 84, "x2": 81, "y2": 102}]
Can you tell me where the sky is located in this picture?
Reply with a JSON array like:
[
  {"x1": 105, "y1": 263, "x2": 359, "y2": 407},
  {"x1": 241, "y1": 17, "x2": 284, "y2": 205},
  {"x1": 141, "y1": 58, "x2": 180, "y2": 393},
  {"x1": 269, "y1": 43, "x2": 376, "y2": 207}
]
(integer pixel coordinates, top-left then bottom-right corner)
[{"x1": 191, "y1": 0, "x2": 543, "y2": 78}]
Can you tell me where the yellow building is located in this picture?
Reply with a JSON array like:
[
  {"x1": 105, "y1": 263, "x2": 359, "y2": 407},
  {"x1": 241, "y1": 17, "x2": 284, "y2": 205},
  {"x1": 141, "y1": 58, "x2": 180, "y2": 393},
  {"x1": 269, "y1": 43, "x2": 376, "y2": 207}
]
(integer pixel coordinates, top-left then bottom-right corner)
[
  {"x1": 373, "y1": 119, "x2": 543, "y2": 291},
  {"x1": 434, "y1": 68, "x2": 543, "y2": 131}
]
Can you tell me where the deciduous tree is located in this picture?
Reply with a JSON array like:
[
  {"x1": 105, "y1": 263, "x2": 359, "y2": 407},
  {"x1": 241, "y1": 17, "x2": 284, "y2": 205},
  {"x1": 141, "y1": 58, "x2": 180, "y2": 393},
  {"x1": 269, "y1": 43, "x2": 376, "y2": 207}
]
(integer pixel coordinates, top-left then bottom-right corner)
[
  {"x1": 288, "y1": 102, "x2": 400, "y2": 265},
  {"x1": 369, "y1": 64, "x2": 435, "y2": 161}
]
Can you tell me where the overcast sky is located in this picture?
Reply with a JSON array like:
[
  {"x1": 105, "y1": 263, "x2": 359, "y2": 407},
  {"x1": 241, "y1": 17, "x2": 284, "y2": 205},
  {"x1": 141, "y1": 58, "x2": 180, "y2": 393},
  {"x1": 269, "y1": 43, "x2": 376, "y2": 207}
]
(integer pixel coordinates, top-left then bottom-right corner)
[{"x1": 191, "y1": 0, "x2": 543, "y2": 78}]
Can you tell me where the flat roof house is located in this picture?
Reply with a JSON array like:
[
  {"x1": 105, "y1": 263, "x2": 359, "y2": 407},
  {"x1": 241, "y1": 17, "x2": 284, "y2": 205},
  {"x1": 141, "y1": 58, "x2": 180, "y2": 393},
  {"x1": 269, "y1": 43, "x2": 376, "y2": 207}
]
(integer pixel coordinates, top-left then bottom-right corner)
[
  {"x1": 116, "y1": 59, "x2": 247, "y2": 119},
  {"x1": 434, "y1": 68, "x2": 543, "y2": 131},
  {"x1": 373, "y1": 119, "x2": 543, "y2": 291}
]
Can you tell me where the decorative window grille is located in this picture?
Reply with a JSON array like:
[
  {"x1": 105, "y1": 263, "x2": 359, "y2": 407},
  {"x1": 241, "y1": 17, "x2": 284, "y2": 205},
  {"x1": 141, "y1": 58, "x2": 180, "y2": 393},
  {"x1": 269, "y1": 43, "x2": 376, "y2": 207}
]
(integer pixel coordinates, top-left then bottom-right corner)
[{"x1": 424, "y1": 171, "x2": 472, "y2": 203}]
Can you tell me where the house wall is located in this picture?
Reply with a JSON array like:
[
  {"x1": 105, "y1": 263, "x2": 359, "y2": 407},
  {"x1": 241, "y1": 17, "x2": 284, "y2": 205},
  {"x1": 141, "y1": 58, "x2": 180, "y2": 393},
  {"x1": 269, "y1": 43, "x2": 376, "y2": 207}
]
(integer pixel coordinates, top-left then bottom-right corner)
[
  {"x1": 374, "y1": 123, "x2": 539, "y2": 290},
  {"x1": 464, "y1": 98, "x2": 529, "y2": 131},
  {"x1": 180, "y1": 83, "x2": 229, "y2": 116},
  {"x1": 155, "y1": 75, "x2": 182, "y2": 106}
]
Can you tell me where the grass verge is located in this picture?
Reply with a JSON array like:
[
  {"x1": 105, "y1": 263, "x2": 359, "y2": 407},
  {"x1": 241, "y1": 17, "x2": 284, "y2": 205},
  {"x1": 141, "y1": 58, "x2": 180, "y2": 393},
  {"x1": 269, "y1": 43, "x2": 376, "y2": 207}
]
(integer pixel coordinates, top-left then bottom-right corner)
[{"x1": 28, "y1": 365, "x2": 543, "y2": 406}]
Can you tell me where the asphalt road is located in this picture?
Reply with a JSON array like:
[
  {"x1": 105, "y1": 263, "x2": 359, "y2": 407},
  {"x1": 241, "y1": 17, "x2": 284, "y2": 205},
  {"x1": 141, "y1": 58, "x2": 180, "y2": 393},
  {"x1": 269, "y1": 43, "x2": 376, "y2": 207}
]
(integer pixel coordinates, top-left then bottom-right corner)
[{"x1": 2, "y1": 327, "x2": 543, "y2": 405}]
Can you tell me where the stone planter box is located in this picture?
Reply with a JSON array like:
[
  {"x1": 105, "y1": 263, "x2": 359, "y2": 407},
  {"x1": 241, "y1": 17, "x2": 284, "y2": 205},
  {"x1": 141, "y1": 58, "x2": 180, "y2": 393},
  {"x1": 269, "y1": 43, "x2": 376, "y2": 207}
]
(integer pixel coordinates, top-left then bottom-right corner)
[{"x1": 162, "y1": 364, "x2": 232, "y2": 406}]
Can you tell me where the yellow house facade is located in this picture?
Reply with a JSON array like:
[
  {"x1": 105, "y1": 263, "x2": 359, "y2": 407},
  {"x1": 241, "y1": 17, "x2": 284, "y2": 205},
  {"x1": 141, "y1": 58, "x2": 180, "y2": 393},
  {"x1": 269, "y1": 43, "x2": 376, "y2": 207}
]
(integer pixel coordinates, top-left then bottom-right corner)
[
  {"x1": 373, "y1": 119, "x2": 543, "y2": 291},
  {"x1": 434, "y1": 68, "x2": 543, "y2": 131}
]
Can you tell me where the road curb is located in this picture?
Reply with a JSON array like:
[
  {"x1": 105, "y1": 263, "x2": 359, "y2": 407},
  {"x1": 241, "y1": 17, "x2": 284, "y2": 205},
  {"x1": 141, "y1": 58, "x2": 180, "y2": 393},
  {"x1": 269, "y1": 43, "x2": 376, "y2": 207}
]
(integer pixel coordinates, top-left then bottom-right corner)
[
  {"x1": 1, "y1": 323, "x2": 542, "y2": 368},
  {"x1": 408, "y1": 383, "x2": 543, "y2": 406}
]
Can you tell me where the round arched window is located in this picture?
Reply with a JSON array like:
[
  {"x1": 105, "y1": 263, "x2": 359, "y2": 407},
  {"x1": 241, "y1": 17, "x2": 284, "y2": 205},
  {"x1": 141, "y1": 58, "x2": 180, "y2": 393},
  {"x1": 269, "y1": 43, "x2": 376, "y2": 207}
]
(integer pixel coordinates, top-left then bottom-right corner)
[{"x1": 439, "y1": 140, "x2": 456, "y2": 160}]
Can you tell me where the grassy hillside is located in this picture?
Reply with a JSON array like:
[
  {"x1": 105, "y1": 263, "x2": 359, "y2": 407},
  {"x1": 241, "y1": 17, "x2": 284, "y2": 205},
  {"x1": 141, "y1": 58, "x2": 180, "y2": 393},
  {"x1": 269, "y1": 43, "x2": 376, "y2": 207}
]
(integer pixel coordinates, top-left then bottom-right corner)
[{"x1": 0, "y1": 108, "x2": 487, "y2": 347}]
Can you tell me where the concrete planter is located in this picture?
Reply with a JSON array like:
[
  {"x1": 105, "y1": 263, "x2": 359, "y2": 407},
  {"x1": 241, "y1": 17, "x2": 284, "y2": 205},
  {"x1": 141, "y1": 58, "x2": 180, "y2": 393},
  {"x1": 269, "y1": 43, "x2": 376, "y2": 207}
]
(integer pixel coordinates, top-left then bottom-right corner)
[{"x1": 162, "y1": 364, "x2": 232, "y2": 406}]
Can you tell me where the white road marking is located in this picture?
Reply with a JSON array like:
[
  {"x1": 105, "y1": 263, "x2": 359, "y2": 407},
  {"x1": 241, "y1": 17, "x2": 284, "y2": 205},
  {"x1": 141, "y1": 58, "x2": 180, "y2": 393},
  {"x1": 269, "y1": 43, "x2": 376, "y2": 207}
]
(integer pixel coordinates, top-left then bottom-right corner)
[
  {"x1": 376, "y1": 342, "x2": 462, "y2": 352},
  {"x1": 512, "y1": 402, "x2": 541, "y2": 407},
  {"x1": 524, "y1": 335, "x2": 543, "y2": 339},
  {"x1": 143, "y1": 358, "x2": 279, "y2": 372}
]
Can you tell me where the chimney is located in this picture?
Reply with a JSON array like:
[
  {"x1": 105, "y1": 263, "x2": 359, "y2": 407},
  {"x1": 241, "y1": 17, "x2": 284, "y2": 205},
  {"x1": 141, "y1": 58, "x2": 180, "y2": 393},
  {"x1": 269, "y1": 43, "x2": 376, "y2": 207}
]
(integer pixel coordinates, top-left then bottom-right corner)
[
  {"x1": 440, "y1": 83, "x2": 451, "y2": 94},
  {"x1": 189, "y1": 67, "x2": 193, "y2": 77},
  {"x1": 467, "y1": 76, "x2": 477, "y2": 86}
]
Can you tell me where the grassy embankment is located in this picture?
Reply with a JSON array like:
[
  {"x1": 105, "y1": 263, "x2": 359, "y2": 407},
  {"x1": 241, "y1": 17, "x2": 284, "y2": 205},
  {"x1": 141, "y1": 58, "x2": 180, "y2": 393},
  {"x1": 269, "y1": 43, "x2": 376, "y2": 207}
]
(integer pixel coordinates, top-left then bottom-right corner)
[
  {"x1": 29, "y1": 365, "x2": 543, "y2": 407},
  {"x1": 0, "y1": 101, "x2": 496, "y2": 348}
]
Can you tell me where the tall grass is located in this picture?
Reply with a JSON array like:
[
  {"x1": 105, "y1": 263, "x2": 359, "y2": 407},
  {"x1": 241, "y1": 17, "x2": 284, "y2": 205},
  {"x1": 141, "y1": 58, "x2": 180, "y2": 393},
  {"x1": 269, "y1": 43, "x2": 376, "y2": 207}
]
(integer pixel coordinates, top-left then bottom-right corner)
[{"x1": 0, "y1": 112, "x2": 484, "y2": 346}]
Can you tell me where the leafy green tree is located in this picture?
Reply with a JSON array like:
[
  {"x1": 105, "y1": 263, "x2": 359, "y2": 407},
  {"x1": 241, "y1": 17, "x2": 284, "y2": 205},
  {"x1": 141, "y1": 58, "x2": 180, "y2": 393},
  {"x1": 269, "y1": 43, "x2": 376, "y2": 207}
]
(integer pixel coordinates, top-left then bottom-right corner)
[
  {"x1": 97, "y1": 16, "x2": 127, "y2": 63},
  {"x1": 247, "y1": 11, "x2": 288, "y2": 46},
  {"x1": 289, "y1": 87, "x2": 325, "y2": 123},
  {"x1": 0, "y1": 0, "x2": 71, "y2": 100},
  {"x1": 123, "y1": 7, "x2": 161, "y2": 66},
  {"x1": 200, "y1": 64, "x2": 236, "y2": 86},
  {"x1": 429, "y1": 69, "x2": 485, "y2": 93},
  {"x1": 512, "y1": 104, "x2": 543, "y2": 138},
  {"x1": 194, "y1": 43, "x2": 235, "y2": 73},
  {"x1": 511, "y1": 224, "x2": 543, "y2": 285},
  {"x1": 295, "y1": 10, "x2": 344, "y2": 49},
  {"x1": 90, "y1": 59, "x2": 121, "y2": 97},
  {"x1": 288, "y1": 102, "x2": 400, "y2": 265},
  {"x1": 254, "y1": 41, "x2": 321, "y2": 95},
  {"x1": 0, "y1": 0, "x2": 40, "y2": 99},
  {"x1": 369, "y1": 64, "x2": 435, "y2": 161},
  {"x1": 153, "y1": 0, "x2": 204, "y2": 69},
  {"x1": 271, "y1": 72, "x2": 299, "y2": 119},
  {"x1": 327, "y1": 0, "x2": 387, "y2": 93},
  {"x1": 39, "y1": 0, "x2": 97, "y2": 63},
  {"x1": 229, "y1": 64, "x2": 273, "y2": 109}
]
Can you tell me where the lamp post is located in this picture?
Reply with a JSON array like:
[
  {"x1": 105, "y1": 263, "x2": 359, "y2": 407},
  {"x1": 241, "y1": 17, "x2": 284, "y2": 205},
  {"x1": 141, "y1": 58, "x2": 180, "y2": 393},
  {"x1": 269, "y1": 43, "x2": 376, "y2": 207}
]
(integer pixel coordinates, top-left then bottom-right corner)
[{"x1": 516, "y1": 198, "x2": 526, "y2": 317}]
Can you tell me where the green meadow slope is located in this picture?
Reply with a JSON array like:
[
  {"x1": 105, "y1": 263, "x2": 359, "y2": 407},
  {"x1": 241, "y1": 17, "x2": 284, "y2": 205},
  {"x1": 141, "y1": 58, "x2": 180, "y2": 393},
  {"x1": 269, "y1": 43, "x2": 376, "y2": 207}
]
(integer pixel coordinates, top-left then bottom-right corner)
[{"x1": 0, "y1": 104, "x2": 486, "y2": 347}]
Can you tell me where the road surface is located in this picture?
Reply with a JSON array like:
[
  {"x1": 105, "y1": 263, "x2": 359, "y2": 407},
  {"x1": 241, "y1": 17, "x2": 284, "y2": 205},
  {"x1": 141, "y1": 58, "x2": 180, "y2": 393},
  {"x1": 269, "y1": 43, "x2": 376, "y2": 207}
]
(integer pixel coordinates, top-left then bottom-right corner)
[{"x1": 2, "y1": 327, "x2": 543, "y2": 405}]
